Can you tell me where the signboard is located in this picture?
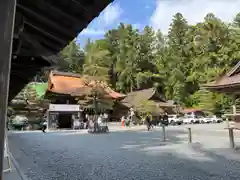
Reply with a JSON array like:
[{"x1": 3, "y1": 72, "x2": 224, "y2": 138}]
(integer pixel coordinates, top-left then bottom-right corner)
[{"x1": 49, "y1": 104, "x2": 80, "y2": 112}]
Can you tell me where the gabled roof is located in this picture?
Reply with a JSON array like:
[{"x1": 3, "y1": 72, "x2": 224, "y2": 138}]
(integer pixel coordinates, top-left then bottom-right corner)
[
  {"x1": 84, "y1": 78, "x2": 126, "y2": 99},
  {"x1": 121, "y1": 88, "x2": 174, "y2": 108},
  {"x1": 47, "y1": 71, "x2": 125, "y2": 99},
  {"x1": 204, "y1": 62, "x2": 240, "y2": 90},
  {"x1": 227, "y1": 61, "x2": 240, "y2": 77},
  {"x1": 47, "y1": 71, "x2": 85, "y2": 95}
]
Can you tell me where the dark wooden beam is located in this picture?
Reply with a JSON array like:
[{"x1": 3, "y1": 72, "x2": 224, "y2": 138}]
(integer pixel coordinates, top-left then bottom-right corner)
[
  {"x1": 24, "y1": 22, "x2": 66, "y2": 45},
  {"x1": 21, "y1": 33, "x2": 58, "y2": 56},
  {"x1": 33, "y1": 0, "x2": 86, "y2": 26},
  {"x1": 17, "y1": 4, "x2": 74, "y2": 39},
  {"x1": 0, "y1": 0, "x2": 16, "y2": 179},
  {"x1": 21, "y1": 33, "x2": 50, "y2": 56}
]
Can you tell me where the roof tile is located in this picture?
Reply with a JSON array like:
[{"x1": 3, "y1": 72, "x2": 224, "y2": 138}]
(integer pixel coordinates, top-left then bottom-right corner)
[{"x1": 47, "y1": 71, "x2": 125, "y2": 99}]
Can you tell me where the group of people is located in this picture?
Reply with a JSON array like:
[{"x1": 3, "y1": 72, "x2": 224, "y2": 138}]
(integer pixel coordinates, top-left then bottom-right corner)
[
  {"x1": 97, "y1": 113, "x2": 108, "y2": 125},
  {"x1": 87, "y1": 112, "x2": 109, "y2": 133},
  {"x1": 121, "y1": 108, "x2": 135, "y2": 127},
  {"x1": 41, "y1": 108, "x2": 169, "y2": 132},
  {"x1": 121, "y1": 108, "x2": 169, "y2": 131},
  {"x1": 145, "y1": 112, "x2": 169, "y2": 131},
  {"x1": 40, "y1": 110, "x2": 110, "y2": 133},
  {"x1": 72, "y1": 112, "x2": 109, "y2": 130}
]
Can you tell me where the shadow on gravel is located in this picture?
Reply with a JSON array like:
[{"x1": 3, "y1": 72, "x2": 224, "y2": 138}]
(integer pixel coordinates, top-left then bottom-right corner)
[
  {"x1": 8, "y1": 126, "x2": 240, "y2": 180},
  {"x1": 120, "y1": 129, "x2": 187, "y2": 150},
  {"x1": 120, "y1": 129, "x2": 240, "y2": 179}
]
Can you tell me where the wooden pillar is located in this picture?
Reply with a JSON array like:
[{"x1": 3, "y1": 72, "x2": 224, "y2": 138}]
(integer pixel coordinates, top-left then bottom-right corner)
[
  {"x1": 232, "y1": 94, "x2": 236, "y2": 116},
  {"x1": 47, "y1": 110, "x2": 50, "y2": 130},
  {"x1": 188, "y1": 128, "x2": 192, "y2": 143},
  {"x1": 0, "y1": 0, "x2": 16, "y2": 178},
  {"x1": 228, "y1": 128, "x2": 235, "y2": 149},
  {"x1": 162, "y1": 125, "x2": 166, "y2": 141},
  {"x1": 228, "y1": 95, "x2": 236, "y2": 149}
]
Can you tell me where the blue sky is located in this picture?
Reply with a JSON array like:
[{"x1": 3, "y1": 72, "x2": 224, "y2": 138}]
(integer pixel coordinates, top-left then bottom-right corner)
[{"x1": 76, "y1": 0, "x2": 240, "y2": 46}]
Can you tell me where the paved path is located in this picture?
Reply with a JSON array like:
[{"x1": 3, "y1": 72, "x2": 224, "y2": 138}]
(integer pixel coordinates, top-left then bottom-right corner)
[
  {"x1": 3, "y1": 166, "x2": 22, "y2": 180},
  {"x1": 3, "y1": 154, "x2": 27, "y2": 180},
  {"x1": 8, "y1": 124, "x2": 240, "y2": 180}
]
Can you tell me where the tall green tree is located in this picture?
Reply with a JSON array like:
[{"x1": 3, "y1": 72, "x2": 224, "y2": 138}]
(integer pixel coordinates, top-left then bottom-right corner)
[
  {"x1": 162, "y1": 13, "x2": 190, "y2": 103},
  {"x1": 54, "y1": 12, "x2": 240, "y2": 114},
  {"x1": 83, "y1": 39, "x2": 111, "y2": 82},
  {"x1": 59, "y1": 40, "x2": 85, "y2": 73}
]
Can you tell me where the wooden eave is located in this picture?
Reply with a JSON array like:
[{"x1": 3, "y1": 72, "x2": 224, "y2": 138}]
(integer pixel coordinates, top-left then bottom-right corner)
[{"x1": 9, "y1": 0, "x2": 113, "y2": 101}]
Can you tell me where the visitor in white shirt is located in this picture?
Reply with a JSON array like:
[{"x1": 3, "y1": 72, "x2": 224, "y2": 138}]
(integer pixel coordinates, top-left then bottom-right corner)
[
  {"x1": 98, "y1": 114, "x2": 103, "y2": 125},
  {"x1": 103, "y1": 112, "x2": 108, "y2": 119}
]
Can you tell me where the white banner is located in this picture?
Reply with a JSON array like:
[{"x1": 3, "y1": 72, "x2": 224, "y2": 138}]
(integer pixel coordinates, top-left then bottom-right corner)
[
  {"x1": 4, "y1": 137, "x2": 7, "y2": 158},
  {"x1": 3, "y1": 132, "x2": 12, "y2": 173},
  {"x1": 49, "y1": 104, "x2": 80, "y2": 112}
]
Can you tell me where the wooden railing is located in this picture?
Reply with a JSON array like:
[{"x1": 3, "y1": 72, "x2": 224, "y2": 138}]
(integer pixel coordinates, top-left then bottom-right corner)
[
  {"x1": 224, "y1": 108, "x2": 240, "y2": 115},
  {"x1": 223, "y1": 103, "x2": 240, "y2": 116}
]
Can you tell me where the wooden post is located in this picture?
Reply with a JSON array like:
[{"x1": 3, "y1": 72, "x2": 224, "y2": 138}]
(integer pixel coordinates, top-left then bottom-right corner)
[
  {"x1": 47, "y1": 110, "x2": 50, "y2": 130},
  {"x1": 162, "y1": 125, "x2": 166, "y2": 141},
  {"x1": 232, "y1": 95, "x2": 236, "y2": 123},
  {"x1": 188, "y1": 128, "x2": 192, "y2": 143},
  {"x1": 0, "y1": 0, "x2": 16, "y2": 178},
  {"x1": 233, "y1": 105, "x2": 236, "y2": 115},
  {"x1": 228, "y1": 128, "x2": 235, "y2": 149},
  {"x1": 232, "y1": 94, "x2": 236, "y2": 113}
]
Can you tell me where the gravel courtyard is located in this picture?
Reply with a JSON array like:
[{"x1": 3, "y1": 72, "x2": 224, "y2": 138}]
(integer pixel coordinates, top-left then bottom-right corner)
[{"x1": 8, "y1": 124, "x2": 240, "y2": 180}]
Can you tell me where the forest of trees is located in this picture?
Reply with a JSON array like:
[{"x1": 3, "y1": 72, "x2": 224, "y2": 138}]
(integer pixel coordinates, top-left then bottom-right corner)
[{"x1": 44, "y1": 12, "x2": 240, "y2": 114}]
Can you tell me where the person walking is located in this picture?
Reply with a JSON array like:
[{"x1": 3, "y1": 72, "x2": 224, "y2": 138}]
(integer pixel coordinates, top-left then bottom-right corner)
[
  {"x1": 98, "y1": 114, "x2": 103, "y2": 126},
  {"x1": 162, "y1": 112, "x2": 169, "y2": 126},
  {"x1": 121, "y1": 116, "x2": 126, "y2": 127},
  {"x1": 42, "y1": 120, "x2": 47, "y2": 133},
  {"x1": 128, "y1": 108, "x2": 135, "y2": 127},
  {"x1": 145, "y1": 114, "x2": 152, "y2": 131}
]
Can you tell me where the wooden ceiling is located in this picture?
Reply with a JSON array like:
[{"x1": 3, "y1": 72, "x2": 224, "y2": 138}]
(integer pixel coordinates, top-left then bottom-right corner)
[{"x1": 9, "y1": 0, "x2": 113, "y2": 101}]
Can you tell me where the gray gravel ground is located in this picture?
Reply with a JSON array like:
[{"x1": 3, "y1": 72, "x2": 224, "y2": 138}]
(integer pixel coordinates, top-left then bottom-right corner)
[{"x1": 8, "y1": 124, "x2": 240, "y2": 180}]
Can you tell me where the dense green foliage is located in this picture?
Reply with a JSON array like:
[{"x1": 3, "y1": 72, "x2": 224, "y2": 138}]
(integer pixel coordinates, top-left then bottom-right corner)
[{"x1": 59, "y1": 13, "x2": 240, "y2": 114}]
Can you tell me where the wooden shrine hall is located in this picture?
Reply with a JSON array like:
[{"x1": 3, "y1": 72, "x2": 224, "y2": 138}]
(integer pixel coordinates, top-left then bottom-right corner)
[
  {"x1": 45, "y1": 71, "x2": 125, "y2": 129},
  {"x1": 204, "y1": 61, "x2": 240, "y2": 129}
]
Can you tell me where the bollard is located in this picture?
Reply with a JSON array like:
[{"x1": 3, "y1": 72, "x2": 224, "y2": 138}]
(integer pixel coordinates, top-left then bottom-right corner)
[
  {"x1": 188, "y1": 128, "x2": 192, "y2": 143},
  {"x1": 228, "y1": 128, "x2": 235, "y2": 149},
  {"x1": 162, "y1": 125, "x2": 166, "y2": 141}
]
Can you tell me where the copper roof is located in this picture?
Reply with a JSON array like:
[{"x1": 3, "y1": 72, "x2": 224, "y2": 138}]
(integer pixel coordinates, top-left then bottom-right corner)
[
  {"x1": 84, "y1": 78, "x2": 126, "y2": 99},
  {"x1": 47, "y1": 71, "x2": 125, "y2": 99},
  {"x1": 204, "y1": 62, "x2": 240, "y2": 89},
  {"x1": 48, "y1": 71, "x2": 86, "y2": 94}
]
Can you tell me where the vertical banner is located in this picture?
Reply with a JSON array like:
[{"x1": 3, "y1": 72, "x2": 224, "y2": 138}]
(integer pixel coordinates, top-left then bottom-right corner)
[{"x1": 3, "y1": 131, "x2": 11, "y2": 173}]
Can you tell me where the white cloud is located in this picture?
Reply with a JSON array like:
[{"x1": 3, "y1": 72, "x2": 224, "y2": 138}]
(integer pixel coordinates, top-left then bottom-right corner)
[
  {"x1": 79, "y1": 3, "x2": 123, "y2": 36},
  {"x1": 150, "y1": 0, "x2": 240, "y2": 34},
  {"x1": 132, "y1": 23, "x2": 142, "y2": 29},
  {"x1": 101, "y1": 3, "x2": 123, "y2": 26},
  {"x1": 80, "y1": 28, "x2": 105, "y2": 36}
]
